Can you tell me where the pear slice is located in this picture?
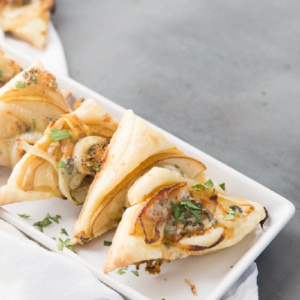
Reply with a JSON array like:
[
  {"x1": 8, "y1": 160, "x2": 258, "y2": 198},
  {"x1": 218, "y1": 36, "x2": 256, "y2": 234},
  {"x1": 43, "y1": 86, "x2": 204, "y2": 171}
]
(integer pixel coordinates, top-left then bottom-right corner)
[
  {"x1": 73, "y1": 110, "x2": 206, "y2": 244},
  {"x1": 0, "y1": 99, "x2": 118, "y2": 206},
  {"x1": 0, "y1": 59, "x2": 72, "y2": 167},
  {"x1": 103, "y1": 167, "x2": 266, "y2": 274}
]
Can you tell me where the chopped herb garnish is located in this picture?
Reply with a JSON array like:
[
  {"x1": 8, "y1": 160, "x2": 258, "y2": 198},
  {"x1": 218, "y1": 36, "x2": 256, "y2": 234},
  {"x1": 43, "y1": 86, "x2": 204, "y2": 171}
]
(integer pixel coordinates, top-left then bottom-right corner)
[
  {"x1": 180, "y1": 170, "x2": 184, "y2": 176},
  {"x1": 171, "y1": 202, "x2": 182, "y2": 220},
  {"x1": 49, "y1": 127, "x2": 71, "y2": 142},
  {"x1": 164, "y1": 227, "x2": 169, "y2": 234},
  {"x1": 192, "y1": 179, "x2": 214, "y2": 190},
  {"x1": 212, "y1": 188, "x2": 216, "y2": 196},
  {"x1": 15, "y1": 81, "x2": 26, "y2": 88},
  {"x1": 33, "y1": 77, "x2": 37, "y2": 84},
  {"x1": 181, "y1": 201, "x2": 201, "y2": 210},
  {"x1": 131, "y1": 270, "x2": 139, "y2": 276},
  {"x1": 56, "y1": 238, "x2": 75, "y2": 252},
  {"x1": 18, "y1": 213, "x2": 30, "y2": 218},
  {"x1": 57, "y1": 160, "x2": 66, "y2": 168},
  {"x1": 33, "y1": 213, "x2": 61, "y2": 232},
  {"x1": 32, "y1": 118, "x2": 37, "y2": 130},
  {"x1": 104, "y1": 241, "x2": 112, "y2": 246},
  {"x1": 48, "y1": 214, "x2": 61, "y2": 223},
  {"x1": 61, "y1": 228, "x2": 69, "y2": 236},
  {"x1": 159, "y1": 165, "x2": 165, "y2": 168},
  {"x1": 190, "y1": 209, "x2": 203, "y2": 221},
  {"x1": 117, "y1": 267, "x2": 128, "y2": 275},
  {"x1": 71, "y1": 196, "x2": 79, "y2": 203},
  {"x1": 174, "y1": 164, "x2": 180, "y2": 169},
  {"x1": 0, "y1": 69, "x2": 2, "y2": 77},
  {"x1": 93, "y1": 165, "x2": 100, "y2": 170},
  {"x1": 223, "y1": 208, "x2": 236, "y2": 221},
  {"x1": 219, "y1": 183, "x2": 226, "y2": 191},
  {"x1": 52, "y1": 237, "x2": 56, "y2": 240}
]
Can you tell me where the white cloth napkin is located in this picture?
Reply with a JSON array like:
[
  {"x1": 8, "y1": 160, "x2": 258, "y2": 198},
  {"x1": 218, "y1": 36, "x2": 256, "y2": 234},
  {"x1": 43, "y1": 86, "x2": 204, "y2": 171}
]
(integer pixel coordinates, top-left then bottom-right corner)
[{"x1": 0, "y1": 21, "x2": 259, "y2": 300}]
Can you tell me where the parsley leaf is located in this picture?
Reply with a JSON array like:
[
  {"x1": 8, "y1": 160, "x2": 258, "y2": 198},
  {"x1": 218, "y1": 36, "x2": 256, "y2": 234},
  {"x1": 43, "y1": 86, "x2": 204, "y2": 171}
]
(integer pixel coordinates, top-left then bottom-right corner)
[
  {"x1": 33, "y1": 213, "x2": 61, "y2": 232},
  {"x1": 117, "y1": 267, "x2": 128, "y2": 275},
  {"x1": 174, "y1": 164, "x2": 180, "y2": 168},
  {"x1": 219, "y1": 183, "x2": 226, "y2": 191},
  {"x1": 104, "y1": 241, "x2": 112, "y2": 246},
  {"x1": 49, "y1": 127, "x2": 71, "y2": 142},
  {"x1": 0, "y1": 69, "x2": 2, "y2": 77},
  {"x1": 93, "y1": 165, "x2": 100, "y2": 170},
  {"x1": 57, "y1": 160, "x2": 66, "y2": 168},
  {"x1": 71, "y1": 196, "x2": 79, "y2": 203},
  {"x1": 171, "y1": 202, "x2": 182, "y2": 220},
  {"x1": 164, "y1": 227, "x2": 169, "y2": 234},
  {"x1": 181, "y1": 201, "x2": 201, "y2": 210},
  {"x1": 192, "y1": 179, "x2": 214, "y2": 190},
  {"x1": 15, "y1": 81, "x2": 26, "y2": 88},
  {"x1": 18, "y1": 214, "x2": 30, "y2": 219},
  {"x1": 56, "y1": 238, "x2": 75, "y2": 252},
  {"x1": 190, "y1": 209, "x2": 202, "y2": 221},
  {"x1": 61, "y1": 228, "x2": 69, "y2": 236},
  {"x1": 131, "y1": 270, "x2": 139, "y2": 276},
  {"x1": 49, "y1": 214, "x2": 61, "y2": 224},
  {"x1": 223, "y1": 208, "x2": 236, "y2": 221},
  {"x1": 33, "y1": 77, "x2": 37, "y2": 84}
]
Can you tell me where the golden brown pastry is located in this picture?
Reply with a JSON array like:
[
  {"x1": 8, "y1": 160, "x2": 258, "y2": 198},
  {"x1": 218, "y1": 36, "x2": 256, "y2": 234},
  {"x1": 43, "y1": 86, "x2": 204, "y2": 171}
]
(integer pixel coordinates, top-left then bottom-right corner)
[
  {"x1": 73, "y1": 110, "x2": 207, "y2": 245},
  {"x1": 0, "y1": 47, "x2": 22, "y2": 87},
  {"x1": 0, "y1": 0, "x2": 55, "y2": 50},
  {"x1": 103, "y1": 167, "x2": 266, "y2": 274},
  {"x1": 0, "y1": 99, "x2": 118, "y2": 206},
  {"x1": 0, "y1": 59, "x2": 71, "y2": 167}
]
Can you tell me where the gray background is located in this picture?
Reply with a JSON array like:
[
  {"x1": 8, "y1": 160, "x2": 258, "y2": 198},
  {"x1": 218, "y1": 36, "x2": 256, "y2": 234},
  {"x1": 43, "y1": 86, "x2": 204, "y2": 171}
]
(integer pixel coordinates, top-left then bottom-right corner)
[{"x1": 52, "y1": 1, "x2": 300, "y2": 299}]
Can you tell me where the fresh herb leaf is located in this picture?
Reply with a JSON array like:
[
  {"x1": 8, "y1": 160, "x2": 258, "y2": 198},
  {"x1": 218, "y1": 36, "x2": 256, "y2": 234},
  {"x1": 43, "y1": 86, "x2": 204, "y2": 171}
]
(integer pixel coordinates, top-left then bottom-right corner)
[
  {"x1": 15, "y1": 81, "x2": 26, "y2": 88},
  {"x1": 117, "y1": 267, "x2": 128, "y2": 275},
  {"x1": 71, "y1": 196, "x2": 79, "y2": 203},
  {"x1": 219, "y1": 183, "x2": 226, "y2": 191},
  {"x1": 0, "y1": 69, "x2": 2, "y2": 77},
  {"x1": 181, "y1": 201, "x2": 200, "y2": 210},
  {"x1": 33, "y1": 215, "x2": 52, "y2": 232},
  {"x1": 32, "y1": 118, "x2": 37, "y2": 130},
  {"x1": 180, "y1": 170, "x2": 184, "y2": 176},
  {"x1": 104, "y1": 241, "x2": 112, "y2": 246},
  {"x1": 49, "y1": 214, "x2": 61, "y2": 224},
  {"x1": 93, "y1": 165, "x2": 100, "y2": 170},
  {"x1": 223, "y1": 208, "x2": 236, "y2": 221},
  {"x1": 171, "y1": 202, "x2": 181, "y2": 220},
  {"x1": 174, "y1": 164, "x2": 180, "y2": 168},
  {"x1": 190, "y1": 209, "x2": 202, "y2": 221},
  {"x1": 212, "y1": 188, "x2": 216, "y2": 196},
  {"x1": 131, "y1": 270, "x2": 139, "y2": 276},
  {"x1": 49, "y1": 127, "x2": 71, "y2": 142},
  {"x1": 57, "y1": 160, "x2": 66, "y2": 168},
  {"x1": 33, "y1": 77, "x2": 37, "y2": 84},
  {"x1": 205, "y1": 179, "x2": 214, "y2": 188},
  {"x1": 193, "y1": 179, "x2": 214, "y2": 190},
  {"x1": 52, "y1": 237, "x2": 56, "y2": 240},
  {"x1": 164, "y1": 227, "x2": 169, "y2": 234},
  {"x1": 56, "y1": 238, "x2": 75, "y2": 252},
  {"x1": 61, "y1": 228, "x2": 69, "y2": 236},
  {"x1": 159, "y1": 165, "x2": 165, "y2": 168},
  {"x1": 18, "y1": 213, "x2": 30, "y2": 218}
]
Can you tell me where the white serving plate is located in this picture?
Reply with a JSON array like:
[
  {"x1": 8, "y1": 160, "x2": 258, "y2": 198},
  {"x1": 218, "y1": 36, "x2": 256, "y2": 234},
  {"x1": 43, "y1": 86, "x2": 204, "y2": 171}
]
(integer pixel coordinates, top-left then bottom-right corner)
[{"x1": 0, "y1": 43, "x2": 295, "y2": 300}]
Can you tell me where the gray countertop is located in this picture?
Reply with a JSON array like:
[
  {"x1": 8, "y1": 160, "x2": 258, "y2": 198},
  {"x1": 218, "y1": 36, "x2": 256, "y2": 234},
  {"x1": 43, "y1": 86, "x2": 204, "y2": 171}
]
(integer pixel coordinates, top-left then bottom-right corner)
[{"x1": 52, "y1": 1, "x2": 299, "y2": 299}]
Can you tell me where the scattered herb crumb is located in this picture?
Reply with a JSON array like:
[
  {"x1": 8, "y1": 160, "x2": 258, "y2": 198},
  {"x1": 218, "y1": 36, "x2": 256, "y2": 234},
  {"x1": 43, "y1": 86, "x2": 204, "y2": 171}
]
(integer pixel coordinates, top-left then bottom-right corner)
[
  {"x1": 61, "y1": 228, "x2": 69, "y2": 236},
  {"x1": 18, "y1": 214, "x2": 30, "y2": 219},
  {"x1": 57, "y1": 160, "x2": 66, "y2": 168},
  {"x1": 49, "y1": 127, "x2": 71, "y2": 142},
  {"x1": 15, "y1": 81, "x2": 26, "y2": 88},
  {"x1": 219, "y1": 183, "x2": 226, "y2": 191},
  {"x1": 131, "y1": 270, "x2": 139, "y2": 276},
  {"x1": 56, "y1": 238, "x2": 75, "y2": 252},
  {"x1": 117, "y1": 267, "x2": 128, "y2": 275},
  {"x1": 104, "y1": 241, "x2": 112, "y2": 246}
]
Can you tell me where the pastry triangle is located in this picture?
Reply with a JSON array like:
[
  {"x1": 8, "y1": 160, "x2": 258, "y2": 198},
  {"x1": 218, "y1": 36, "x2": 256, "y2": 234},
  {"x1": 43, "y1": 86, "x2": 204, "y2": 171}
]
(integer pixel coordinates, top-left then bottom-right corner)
[
  {"x1": 0, "y1": 99, "x2": 118, "y2": 206},
  {"x1": 0, "y1": 59, "x2": 71, "y2": 167},
  {"x1": 73, "y1": 110, "x2": 206, "y2": 244},
  {"x1": 0, "y1": 0, "x2": 55, "y2": 50},
  {"x1": 103, "y1": 167, "x2": 266, "y2": 273},
  {"x1": 0, "y1": 47, "x2": 22, "y2": 87}
]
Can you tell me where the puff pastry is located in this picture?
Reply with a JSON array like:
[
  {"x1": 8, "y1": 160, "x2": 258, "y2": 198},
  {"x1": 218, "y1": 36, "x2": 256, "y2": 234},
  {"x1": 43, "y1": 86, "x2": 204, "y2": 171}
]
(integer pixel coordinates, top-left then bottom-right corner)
[
  {"x1": 0, "y1": 59, "x2": 71, "y2": 167},
  {"x1": 0, "y1": 47, "x2": 22, "y2": 87},
  {"x1": 103, "y1": 167, "x2": 266, "y2": 273},
  {"x1": 0, "y1": 0, "x2": 55, "y2": 50},
  {"x1": 73, "y1": 110, "x2": 207, "y2": 245},
  {"x1": 0, "y1": 99, "x2": 118, "y2": 206}
]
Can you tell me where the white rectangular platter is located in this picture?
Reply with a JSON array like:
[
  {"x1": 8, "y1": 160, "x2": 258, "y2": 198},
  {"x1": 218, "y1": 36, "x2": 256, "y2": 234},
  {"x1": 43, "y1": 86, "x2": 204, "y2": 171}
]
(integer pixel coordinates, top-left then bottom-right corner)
[{"x1": 0, "y1": 43, "x2": 295, "y2": 300}]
